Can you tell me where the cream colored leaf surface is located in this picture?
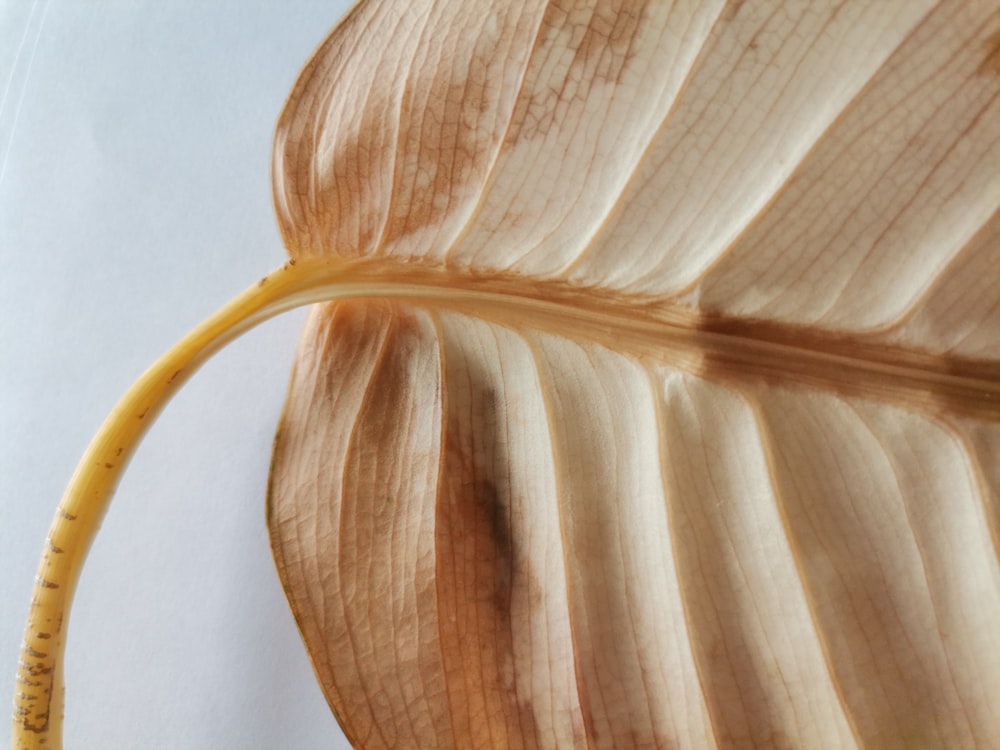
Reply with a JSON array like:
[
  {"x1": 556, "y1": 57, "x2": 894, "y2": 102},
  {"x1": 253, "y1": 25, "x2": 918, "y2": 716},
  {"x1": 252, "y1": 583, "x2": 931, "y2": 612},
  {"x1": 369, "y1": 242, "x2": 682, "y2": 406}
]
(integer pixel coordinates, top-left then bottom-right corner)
[{"x1": 268, "y1": 1, "x2": 1000, "y2": 748}]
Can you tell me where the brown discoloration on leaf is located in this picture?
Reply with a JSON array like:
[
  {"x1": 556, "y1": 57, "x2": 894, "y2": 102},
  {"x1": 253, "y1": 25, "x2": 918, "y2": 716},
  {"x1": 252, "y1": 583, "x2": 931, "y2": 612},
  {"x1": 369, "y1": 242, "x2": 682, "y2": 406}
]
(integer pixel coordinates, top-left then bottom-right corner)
[
  {"x1": 510, "y1": 0, "x2": 649, "y2": 143},
  {"x1": 269, "y1": 303, "x2": 453, "y2": 749},
  {"x1": 273, "y1": 3, "x2": 548, "y2": 260},
  {"x1": 272, "y1": 3, "x2": 408, "y2": 258},
  {"x1": 978, "y1": 29, "x2": 1000, "y2": 76},
  {"x1": 694, "y1": 313, "x2": 1000, "y2": 420},
  {"x1": 267, "y1": 303, "x2": 400, "y2": 746},
  {"x1": 435, "y1": 360, "x2": 541, "y2": 748},
  {"x1": 720, "y1": 0, "x2": 748, "y2": 23}
]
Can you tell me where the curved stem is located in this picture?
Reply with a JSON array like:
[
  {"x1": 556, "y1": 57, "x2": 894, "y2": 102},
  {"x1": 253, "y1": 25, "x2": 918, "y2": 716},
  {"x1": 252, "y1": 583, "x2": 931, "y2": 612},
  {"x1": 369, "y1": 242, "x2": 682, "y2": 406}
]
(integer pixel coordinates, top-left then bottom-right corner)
[{"x1": 11, "y1": 257, "x2": 370, "y2": 750}]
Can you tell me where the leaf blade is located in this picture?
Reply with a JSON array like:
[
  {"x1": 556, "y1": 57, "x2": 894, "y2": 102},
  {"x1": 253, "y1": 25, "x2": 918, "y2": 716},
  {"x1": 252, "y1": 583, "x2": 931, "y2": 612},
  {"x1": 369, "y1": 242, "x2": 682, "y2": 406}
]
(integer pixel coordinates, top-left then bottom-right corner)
[{"x1": 267, "y1": 1, "x2": 1000, "y2": 747}]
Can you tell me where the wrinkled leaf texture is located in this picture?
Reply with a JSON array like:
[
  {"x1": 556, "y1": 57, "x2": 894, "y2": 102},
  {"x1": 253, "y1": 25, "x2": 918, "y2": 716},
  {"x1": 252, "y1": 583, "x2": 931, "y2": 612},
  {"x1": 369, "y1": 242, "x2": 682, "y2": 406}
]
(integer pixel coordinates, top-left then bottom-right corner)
[{"x1": 267, "y1": 1, "x2": 1000, "y2": 748}]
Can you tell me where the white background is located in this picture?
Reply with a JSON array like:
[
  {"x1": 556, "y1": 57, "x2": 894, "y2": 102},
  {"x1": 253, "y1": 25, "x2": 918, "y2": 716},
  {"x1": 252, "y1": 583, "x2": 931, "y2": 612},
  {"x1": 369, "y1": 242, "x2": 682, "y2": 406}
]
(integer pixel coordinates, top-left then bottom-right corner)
[{"x1": 1, "y1": 1, "x2": 354, "y2": 747}]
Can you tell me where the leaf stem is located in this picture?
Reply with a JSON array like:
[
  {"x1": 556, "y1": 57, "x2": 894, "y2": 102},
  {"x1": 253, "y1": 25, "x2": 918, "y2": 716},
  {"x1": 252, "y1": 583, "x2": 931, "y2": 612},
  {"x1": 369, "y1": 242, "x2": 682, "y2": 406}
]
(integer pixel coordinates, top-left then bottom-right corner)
[{"x1": 11, "y1": 257, "x2": 363, "y2": 750}]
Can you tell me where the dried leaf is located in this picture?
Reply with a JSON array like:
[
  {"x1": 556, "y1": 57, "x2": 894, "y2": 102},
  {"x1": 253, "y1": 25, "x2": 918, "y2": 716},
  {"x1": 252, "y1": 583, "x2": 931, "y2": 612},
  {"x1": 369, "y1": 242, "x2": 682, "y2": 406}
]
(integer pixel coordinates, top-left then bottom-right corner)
[{"x1": 246, "y1": 0, "x2": 997, "y2": 747}]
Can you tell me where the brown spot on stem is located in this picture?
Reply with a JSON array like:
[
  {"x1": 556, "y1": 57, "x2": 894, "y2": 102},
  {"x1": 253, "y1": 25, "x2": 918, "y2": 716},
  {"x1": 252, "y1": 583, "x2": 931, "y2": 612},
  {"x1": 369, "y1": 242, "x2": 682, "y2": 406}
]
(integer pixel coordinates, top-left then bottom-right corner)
[{"x1": 20, "y1": 659, "x2": 53, "y2": 676}]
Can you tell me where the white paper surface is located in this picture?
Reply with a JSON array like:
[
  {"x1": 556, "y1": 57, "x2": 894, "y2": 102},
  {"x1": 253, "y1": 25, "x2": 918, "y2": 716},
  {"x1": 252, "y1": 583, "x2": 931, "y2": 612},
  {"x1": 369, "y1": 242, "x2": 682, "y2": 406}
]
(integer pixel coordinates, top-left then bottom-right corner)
[{"x1": 1, "y1": 2, "x2": 354, "y2": 747}]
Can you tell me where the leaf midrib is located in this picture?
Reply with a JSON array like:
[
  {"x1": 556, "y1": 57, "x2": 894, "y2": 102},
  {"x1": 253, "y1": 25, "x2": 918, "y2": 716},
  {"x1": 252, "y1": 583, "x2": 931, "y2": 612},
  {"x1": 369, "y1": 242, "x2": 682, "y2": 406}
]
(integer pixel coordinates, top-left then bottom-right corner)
[{"x1": 302, "y1": 256, "x2": 1000, "y2": 420}]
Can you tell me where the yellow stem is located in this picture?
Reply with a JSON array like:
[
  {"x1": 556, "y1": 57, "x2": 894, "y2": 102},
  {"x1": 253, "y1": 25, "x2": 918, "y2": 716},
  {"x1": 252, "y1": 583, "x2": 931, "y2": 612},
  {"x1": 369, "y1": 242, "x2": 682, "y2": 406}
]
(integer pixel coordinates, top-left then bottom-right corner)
[{"x1": 11, "y1": 256, "x2": 369, "y2": 750}]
